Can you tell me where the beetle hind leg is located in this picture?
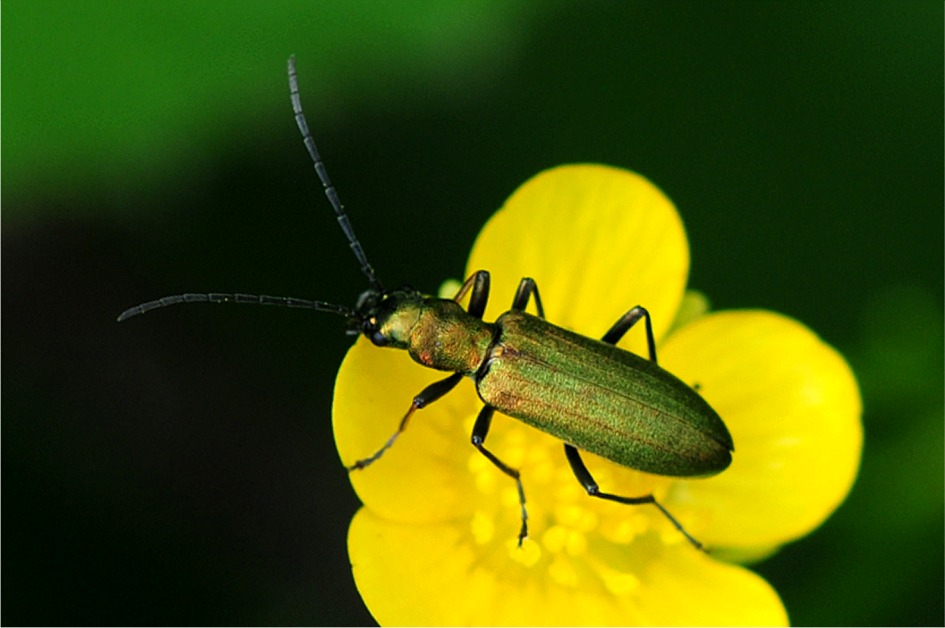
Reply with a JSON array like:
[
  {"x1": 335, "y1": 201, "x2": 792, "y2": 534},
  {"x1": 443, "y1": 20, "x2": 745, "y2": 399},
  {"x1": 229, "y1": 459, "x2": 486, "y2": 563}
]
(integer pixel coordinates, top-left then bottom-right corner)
[
  {"x1": 563, "y1": 444, "x2": 705, "y2": 552},
  {"x1": 471, "y1": 405, "x2": 529, "y2": 546}
]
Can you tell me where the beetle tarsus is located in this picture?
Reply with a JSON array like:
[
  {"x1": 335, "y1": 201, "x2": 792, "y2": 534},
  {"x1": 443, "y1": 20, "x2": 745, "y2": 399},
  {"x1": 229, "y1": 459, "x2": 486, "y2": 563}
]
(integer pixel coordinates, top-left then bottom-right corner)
[
  {"x1": 564, "y1": 443, "x2": 706, "y2": 552},
  {"x1": 347, "y1": 402, "x2": 416, "y2": 471},
  {"x1": 350, "y1": 372, "x2": 465, "y2": 471},
  {"x1": 472, "y1": 405, "x2": 530, "y2": 547},
  {"x1": 650, "y1": 499, "x2": 706, "y2": 553},
  {"x1": 347, "y1": 427, "x2": 402, "y2": 471}
]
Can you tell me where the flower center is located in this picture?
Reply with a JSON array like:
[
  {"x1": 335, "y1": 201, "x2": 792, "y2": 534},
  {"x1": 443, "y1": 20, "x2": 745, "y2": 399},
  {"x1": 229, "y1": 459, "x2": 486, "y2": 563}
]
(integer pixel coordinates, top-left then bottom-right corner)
[{"x1": 463, "y1": 413, "x2": 692, "y2": 590}]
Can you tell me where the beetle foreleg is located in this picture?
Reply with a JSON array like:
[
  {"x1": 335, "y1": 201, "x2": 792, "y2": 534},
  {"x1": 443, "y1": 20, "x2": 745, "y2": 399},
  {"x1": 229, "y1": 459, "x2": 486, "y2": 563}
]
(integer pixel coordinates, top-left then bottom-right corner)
[
  {"x1": 511, "y1": 277, "x2": 546, "y2": 318},
  {"x1": 471, "y1": 405, "x2": 529, "y2": 546},
  {"x1": 601, "y1": 305, "x2": 658, "y2": 363},
  {"x1": 452, "y1": 270, "x2": 491, "y2": 320},
  {"x1": 348, "y1": 372, "x2": 463, "y2": 471},
  {"x1": 563, "y1": 444, "x2": 705, "y2": 551}
]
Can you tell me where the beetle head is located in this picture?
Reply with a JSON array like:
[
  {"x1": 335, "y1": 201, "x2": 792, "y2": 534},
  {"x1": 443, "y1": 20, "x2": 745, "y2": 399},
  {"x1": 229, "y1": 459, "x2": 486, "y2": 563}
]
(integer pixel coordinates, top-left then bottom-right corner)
[{"x1": 354, "y1": 287, "x2": 424, "y2": 349}]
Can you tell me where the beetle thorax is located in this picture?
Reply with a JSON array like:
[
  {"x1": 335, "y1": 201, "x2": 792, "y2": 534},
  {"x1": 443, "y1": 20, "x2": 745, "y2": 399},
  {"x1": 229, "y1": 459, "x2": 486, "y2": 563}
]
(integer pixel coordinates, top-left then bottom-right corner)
[{"x1": 405, "y1": 299, "x2": 495, "y2": 375}]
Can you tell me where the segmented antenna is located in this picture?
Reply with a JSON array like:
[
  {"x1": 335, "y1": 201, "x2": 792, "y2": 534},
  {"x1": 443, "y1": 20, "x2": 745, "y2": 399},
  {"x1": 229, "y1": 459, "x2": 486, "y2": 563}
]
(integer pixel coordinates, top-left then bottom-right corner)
[
  {"x1": 117, "y1": 293, "x2": 356, "y2": 323},
  {"x1": 288, "y1": 55, "x2": 383, "y2": 293},
  {"x1": 117, "y1": 58, "x2": 380, "y2": 326}
]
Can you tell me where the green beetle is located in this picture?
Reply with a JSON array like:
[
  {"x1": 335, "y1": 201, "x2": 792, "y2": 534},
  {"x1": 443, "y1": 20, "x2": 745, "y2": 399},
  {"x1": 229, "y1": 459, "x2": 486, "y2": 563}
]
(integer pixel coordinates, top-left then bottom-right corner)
[{"x1": 119, "y1": 56, "x2": 733, "y2": 551}]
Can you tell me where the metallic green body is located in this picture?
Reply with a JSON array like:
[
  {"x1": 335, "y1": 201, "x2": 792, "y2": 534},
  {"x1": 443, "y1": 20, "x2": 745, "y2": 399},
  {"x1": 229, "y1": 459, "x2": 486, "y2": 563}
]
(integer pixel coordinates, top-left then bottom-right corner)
[
  {"x1": 477, "y1": 311, "x2": 732, "y2": 477},
  {"x1": 390, "y1": 299, "x2": 733, "y2": 478}
]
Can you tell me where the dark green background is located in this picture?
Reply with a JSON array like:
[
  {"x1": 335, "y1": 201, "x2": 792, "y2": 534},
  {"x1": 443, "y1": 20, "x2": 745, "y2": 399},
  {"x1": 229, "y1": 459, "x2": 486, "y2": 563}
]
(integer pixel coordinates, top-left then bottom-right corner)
[{"x1": 4, "y1": 1, "x2": 942, "y2": 625}]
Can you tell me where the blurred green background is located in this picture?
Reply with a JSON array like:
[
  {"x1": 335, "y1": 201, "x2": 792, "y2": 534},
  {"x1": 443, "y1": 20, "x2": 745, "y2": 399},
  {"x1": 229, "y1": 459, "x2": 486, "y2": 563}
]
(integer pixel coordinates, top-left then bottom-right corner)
[{"x1": 4, "y1": 1, "x2": 942, "y2": 625}]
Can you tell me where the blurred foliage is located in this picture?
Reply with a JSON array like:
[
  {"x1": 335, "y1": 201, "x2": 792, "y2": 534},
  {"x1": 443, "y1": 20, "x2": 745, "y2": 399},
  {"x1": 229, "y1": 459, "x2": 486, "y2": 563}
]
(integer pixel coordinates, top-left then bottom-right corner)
[
  {"x1": 3, "y1": 1, "x2": 942, "y2": 626},
  {"x1": 4, "y1": 0, "x2": 532, "y2": 216}
]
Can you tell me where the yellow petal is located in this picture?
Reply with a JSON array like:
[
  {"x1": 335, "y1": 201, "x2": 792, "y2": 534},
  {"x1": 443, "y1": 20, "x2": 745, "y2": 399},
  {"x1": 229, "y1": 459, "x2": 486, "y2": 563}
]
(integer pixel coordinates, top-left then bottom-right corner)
[
  {"x1": 349, "y1": 508, "x2": 788, "y2": 626},
  {"x1": 660, "y1": 310, "x2": 863, "y2": 548},
  {"x1": 333, "y1": 337, "x2": 480, "y2": 522},
  {"x1": 465, "y1": 164, "x2": 689, "y2": 357}
]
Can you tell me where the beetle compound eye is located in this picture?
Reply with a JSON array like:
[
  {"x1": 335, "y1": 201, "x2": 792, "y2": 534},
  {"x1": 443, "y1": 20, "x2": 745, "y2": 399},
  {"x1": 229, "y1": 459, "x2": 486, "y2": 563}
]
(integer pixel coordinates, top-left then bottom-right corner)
[{"x1": 361, "y1": 317, "x2": 381, "y2": 342}]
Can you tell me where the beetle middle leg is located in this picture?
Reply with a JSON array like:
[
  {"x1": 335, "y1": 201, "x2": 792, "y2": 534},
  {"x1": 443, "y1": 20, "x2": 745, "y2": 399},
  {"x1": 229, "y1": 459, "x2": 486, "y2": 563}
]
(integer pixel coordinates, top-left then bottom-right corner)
[
  {"x1": 471, "y1": 405, "x2": 529, "y2": 546},
  {"x1": 463, "y1": 276, "x2": 547, "y2": 546}
]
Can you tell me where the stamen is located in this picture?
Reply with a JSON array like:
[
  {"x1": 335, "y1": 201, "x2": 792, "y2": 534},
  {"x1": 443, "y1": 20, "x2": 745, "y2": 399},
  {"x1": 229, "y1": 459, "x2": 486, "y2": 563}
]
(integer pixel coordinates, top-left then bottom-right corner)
[
  {"x1": 470, "y1": 511, "x2": 495, "y2": 545},
  {"x1": 548, "y1": 556, "x2": 579, "y2": 587}
]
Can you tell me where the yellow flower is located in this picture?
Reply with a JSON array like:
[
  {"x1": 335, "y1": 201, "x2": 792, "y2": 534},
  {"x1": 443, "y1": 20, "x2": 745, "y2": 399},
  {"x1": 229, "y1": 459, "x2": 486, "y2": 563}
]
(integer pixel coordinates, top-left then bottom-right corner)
[{"x1": 332, "y1": 164, "x2": 862, "y2": 626}]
